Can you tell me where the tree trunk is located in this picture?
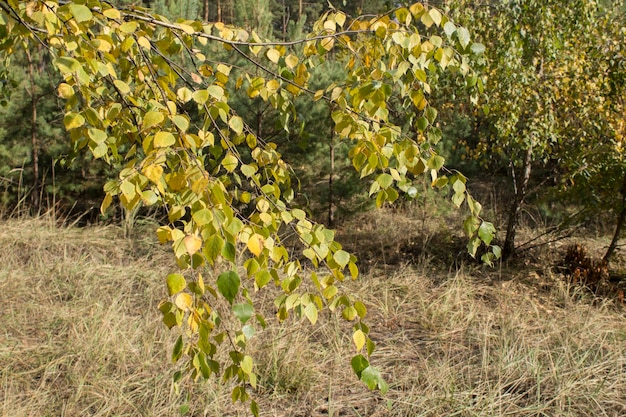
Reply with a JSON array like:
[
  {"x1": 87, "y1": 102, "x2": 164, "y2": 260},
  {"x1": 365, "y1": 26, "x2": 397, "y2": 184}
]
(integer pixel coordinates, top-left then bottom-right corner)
[
  {"x1": 503, "y1": 145, "x2": 533, "y2": 259},
  {"x1": 328, "y1": 110, "x2": 335, "y2": 227},
  {"x1": 26, "y1": 48, "x2": 40, "y2": 213},
  {"x1": 603, "y1": 171, "x2": 626, "y2": 262},
  {"x1": 203, "y1": 0, "x2": 209, "y2": 21}
]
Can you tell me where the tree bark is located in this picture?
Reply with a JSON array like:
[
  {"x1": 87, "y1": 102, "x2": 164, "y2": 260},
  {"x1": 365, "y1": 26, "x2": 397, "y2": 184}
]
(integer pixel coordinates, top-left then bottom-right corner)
[
  {"x1": 603, "y1": 171, "x2": 626, "y2": 262},
  {"x1": 503, "y1": 145, "x2": 533, "y2": 259},
  {"x1": 328, "y1": 109, "x2": 335, "y2": 227},
  {"x1": 26, "y1": 48, "x2": 40, "y2": 213}
]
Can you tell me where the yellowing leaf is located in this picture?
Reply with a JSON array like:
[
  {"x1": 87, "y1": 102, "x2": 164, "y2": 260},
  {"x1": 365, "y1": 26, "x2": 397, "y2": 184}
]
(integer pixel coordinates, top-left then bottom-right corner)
[
  {"x1": 166, "y1": 273, "x2": 186, "y2": 295},
  {"x1": 63, "y1": 112, "x2": 85, "y2": 130},
  {"x1": 221, "y1": 153, "x2": 239, "y2": 173},
  {"x1": 192, "y1": 89, "x2": 209, "y2": 104},
  {"x1": 154, "y1": 131, "x2": 176, "y2": 148},
  {"x1": 119, "y1": 21, "x2": 138, "y2": 34},
  {"x1": 69, "y1": 4, "x2": 92, "y2": 23},
  {"x1": 184, "y1": 235, "x2": 202, "y2": 256},
  {"x1": 333, "y1": 249, "x2": 350, "y2": 268},
  {"x1": 113, "y1": 79, "x2": 130, "y2": 95},
  {"x1": 320, "y1": 37, "x2": 335, "y2": 51},
  {"x1": 247, "y1": 233, "x2": 264, "y2": 256},
  {"x1": 241, "y1": 355, "x2": 253, "y2": 374},
  {"x1": 304, "y1": 303, "x2": 318, "y2": 325},
  {"x1": 143, "y1": 111, "x2": 164, "y2": 130},
  {"x1": 88, "y1": 128, "x2": 107, "y2": 144},
  {"x1": 206, "y1": 85, "x2": 224, "y2": 99},
  {"x1": 102, "y1": 8, "x2": 121, "y2": 19},
  {"x1": 177, "y1": 87, "x2": 193, "y2": 103},
  {"x1": 228, "y1": 116, "x2": 244, "y2": 135},
  {"x1": 57, "y1": 83, "x2": 74, "y2": 99},
  {"x1": 171, "y1": 115, "x2": 189, "y2": 132}
]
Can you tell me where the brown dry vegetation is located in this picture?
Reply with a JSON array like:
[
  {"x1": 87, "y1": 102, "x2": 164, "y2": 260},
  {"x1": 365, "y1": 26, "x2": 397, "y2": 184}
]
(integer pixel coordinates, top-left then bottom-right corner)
[{"x1": 1, "y1": 214, "x2": 625, "y2": 416}]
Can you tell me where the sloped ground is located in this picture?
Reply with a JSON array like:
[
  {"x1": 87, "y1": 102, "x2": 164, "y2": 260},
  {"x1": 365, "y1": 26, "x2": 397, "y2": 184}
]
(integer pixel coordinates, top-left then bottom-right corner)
[{"x1": 1, "y1": 216, "x2": 625, "y2": 416}]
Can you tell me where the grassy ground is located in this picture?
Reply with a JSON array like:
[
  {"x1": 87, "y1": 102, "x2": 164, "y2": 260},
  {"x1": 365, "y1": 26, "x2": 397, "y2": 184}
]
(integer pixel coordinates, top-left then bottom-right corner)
[{"x1": 1, "y1": 215, "x2": 625, "y2": 416}]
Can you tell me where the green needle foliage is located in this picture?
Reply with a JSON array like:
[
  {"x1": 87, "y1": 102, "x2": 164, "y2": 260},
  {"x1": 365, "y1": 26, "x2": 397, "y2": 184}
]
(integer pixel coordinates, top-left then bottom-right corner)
[{"x1": 0, "y1": 1, "x2": 498, "y2": 413}]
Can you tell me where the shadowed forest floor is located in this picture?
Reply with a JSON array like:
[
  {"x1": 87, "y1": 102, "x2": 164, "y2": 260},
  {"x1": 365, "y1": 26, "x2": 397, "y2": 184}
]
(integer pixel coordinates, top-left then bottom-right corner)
[{"x1": 1, "y1": 215, "x2": 625, "y2": 416}]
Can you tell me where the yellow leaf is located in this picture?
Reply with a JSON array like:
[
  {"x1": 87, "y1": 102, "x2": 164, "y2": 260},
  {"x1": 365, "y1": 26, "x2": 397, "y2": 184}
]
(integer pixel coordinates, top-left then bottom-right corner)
[
  {"x1": 142, "y1": 111, "x2": 164, "y2": 130},
  {"x1": 266, "y1": 48, "x2": 281, "y2": 63},
  {"x1": 247, "y1": 233, "x2": 264, "y2": 256},
  {"x1": 57, "y1": 83, "x2": 74, "y2": 99},
  {"x1": 102, "y1": 8, "x2": 121, "y2": 19},
  {"x1": 175, "y1": 293, "x2": 193, "y2": 311},
  {"x1": 154, "y1": 131, "x2": 176, "y2": 148},
  {"x1": 178, "y1": 23, "x2": 195, "y2": 34},
  {"x1": 137, "y1": 36, "x2": 151, "y2": 50},
  {"x1": 320, "y1": 37, "x2": 335, "y2": 51},
  {"x1": 142, "y1": 164, "x2": 163, "y2": 184},
  {"x1": 184, "y1": 235, "x2": 202, "y2": 256},
  {"x1": 285, "y1": 54, "x2": 299, "y2": 69},
  {"x1": 353, "y1": 329, "x2": 366, "y2": 351},
  {"x1": 113, "y1": 79, "x2": 130, "y2": 95}
]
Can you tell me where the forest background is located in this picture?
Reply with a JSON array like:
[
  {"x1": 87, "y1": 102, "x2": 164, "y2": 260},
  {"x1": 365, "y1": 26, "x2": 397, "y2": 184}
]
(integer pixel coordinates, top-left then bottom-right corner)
[{"x1": 2, "y1": 0, "x2": 626, "y2": 263}]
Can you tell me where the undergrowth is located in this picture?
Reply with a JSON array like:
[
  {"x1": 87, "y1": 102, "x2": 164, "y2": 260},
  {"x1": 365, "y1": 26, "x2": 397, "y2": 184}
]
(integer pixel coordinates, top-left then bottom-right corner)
[{"x1": 1, "y1": 216, "x2": 625, "y2": 416}]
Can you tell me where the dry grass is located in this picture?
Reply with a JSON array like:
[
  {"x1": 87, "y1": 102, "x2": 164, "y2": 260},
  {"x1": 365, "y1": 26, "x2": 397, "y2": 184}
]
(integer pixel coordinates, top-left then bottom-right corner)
[{"x1": 1, "y1": 216, "x2": 625, "y2": 416}]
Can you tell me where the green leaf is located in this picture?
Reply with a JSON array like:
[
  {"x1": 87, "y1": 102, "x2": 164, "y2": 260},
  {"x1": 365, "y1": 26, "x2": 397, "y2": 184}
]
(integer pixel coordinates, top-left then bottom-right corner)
[
  {"x1": 233, "y1": 303, "x2": 254, "y2": 324},
  {"x1": 217, "y1": 271, "x2": 240, "y2": 305},
  {"x1": 427, "y1": 155, "x2": 445, "y2": 171},
  {"x1": 467, "y1": 236, "x2": 480, "y2": 258},
  {"x1": 351, "y1": 354, "x2": 369, "y2": 377},
  {"x1": 202, "y1": 234, "x2": 223, "y2": 265},
  {"x1": 376, "y1": 173, "x2": 393, "y2": 189},
  {"x1": 478, "y1": 222, "x2": 496, "y2": 246},
  {"x1": 70, "y1": 4, "x2": 93, "y2": 22},
  {"x1": 361, "y1": 366, "x2": 388, "y2": 394},
  {"x1": 255, "y1": 270, "x2": 271, "y2": 288},
  {"x1": 222, "y1": 242, "x2": 236, "y2": 263},
  {"x1": 54, "y1": 57, "x2": 81, "y2": 73},
  {"x1": 166, "y1": 273, "x2": 187, "y2": 295},
  {"x1": 172, "y1": 335, "x2": 183, "y2": 362}
]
